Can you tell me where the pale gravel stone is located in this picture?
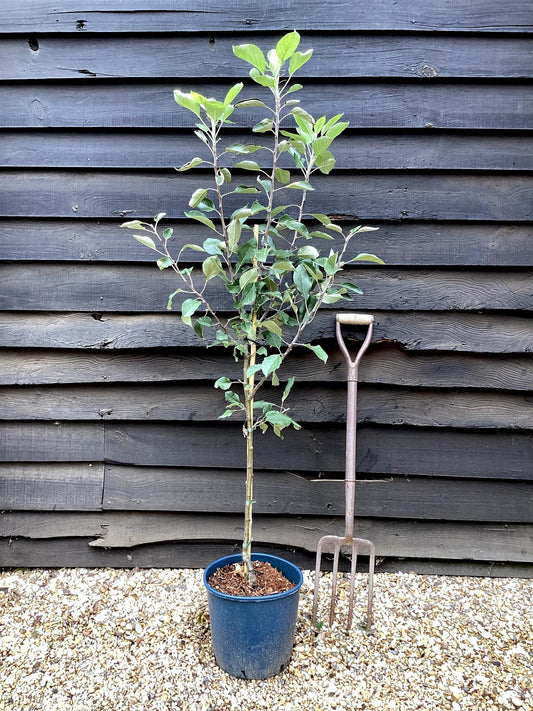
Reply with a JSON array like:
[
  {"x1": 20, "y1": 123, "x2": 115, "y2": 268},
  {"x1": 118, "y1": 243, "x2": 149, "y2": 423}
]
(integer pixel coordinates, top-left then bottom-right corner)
[{"x1": 0, "y1": 567, "x2": 531, "y2": 710}]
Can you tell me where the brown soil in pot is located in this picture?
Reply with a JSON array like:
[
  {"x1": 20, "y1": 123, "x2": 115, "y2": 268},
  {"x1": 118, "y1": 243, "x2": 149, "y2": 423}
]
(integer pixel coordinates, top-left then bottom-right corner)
[{"x1": 207, "y1": 560, "x2": 296, "y2": 597}]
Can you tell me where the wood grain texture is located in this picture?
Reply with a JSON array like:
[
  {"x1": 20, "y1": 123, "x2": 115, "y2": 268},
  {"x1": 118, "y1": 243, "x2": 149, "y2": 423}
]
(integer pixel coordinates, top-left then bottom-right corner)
[
  {"x1": 2, "y1": 171, "x2": 531, "y2": 221},
  {"x1": 2, "y1": 311, "x2": 532, "y2": 354},
  {"x1": 1, "y1": 421, "x2": 531, "y2": 480},
  {"x1": 2, "y1": 346, "x2": 532, "y2": 391},
  {"x1": 1, "y1": 383, "x2": 531, "y2": 429},
  {"x1": 3, "y1": 218, "x2": 532, "y2": 266},
  {"x1": 5, "y1": 131, "x2": 533, "y2": 171},
  {"x1": 1, "y1": 511, "x2": 531, "y2": 563},
  {"x1": 2, "y1": 82, "x2": 531, "y2": 130},
  {"x1": 0, "y1": 463, "x2": 104, "y2": 510},
  {"x1": 5, "y1": 34, "x2": 533, "y2": 80},
  {"x1": 2, "y1": 1, "x2": 532, "y2": 33},
  {"x1": 99, "y1": 467, "x2": 533, "y2": 522},
  {"x1": 2, "y1": 263, "x2": 531, "y2": 312}
]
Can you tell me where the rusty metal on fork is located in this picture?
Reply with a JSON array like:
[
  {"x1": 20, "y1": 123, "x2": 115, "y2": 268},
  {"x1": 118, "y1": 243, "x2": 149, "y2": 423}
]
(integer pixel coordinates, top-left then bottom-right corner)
[{"x1": 312, "y1": 313, "x2": 376, "y2": 631}]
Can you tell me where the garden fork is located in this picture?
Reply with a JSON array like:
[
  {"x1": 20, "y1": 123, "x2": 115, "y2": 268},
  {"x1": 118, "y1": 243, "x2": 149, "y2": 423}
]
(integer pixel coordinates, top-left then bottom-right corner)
[{"x1": 312, "y1": 313, "x2": 376, "y2": 631}]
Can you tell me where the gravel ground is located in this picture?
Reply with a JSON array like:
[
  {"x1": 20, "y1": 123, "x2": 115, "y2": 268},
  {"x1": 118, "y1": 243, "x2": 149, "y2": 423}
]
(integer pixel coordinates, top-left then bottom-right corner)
[{"x1": 0, "y1": 567, "x2": 531, "y2": 711}]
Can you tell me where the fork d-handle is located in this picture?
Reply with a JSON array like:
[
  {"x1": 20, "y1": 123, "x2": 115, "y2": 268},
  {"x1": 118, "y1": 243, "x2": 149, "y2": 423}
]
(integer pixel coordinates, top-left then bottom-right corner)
[{"x1": 336, "y1": 313, "x2": 374, "y2": 541}]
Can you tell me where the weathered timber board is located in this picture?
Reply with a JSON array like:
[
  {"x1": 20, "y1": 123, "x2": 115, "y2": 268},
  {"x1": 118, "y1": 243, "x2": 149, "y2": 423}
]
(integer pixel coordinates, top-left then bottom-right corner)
[
  {"x1": 2, "y1": 311, "x2": 532, "y2": 354},
  {"x1": 2, "y1": 346, "x2": 532, "y2": 391},
  {"x1": 1, "y1": 384, "x2": 532, "y2": 429},
  {"x1": 2, "y1": 1, "x2": 532, "y2": 33},
  {"x1": 2, "y1": 171, "x2": 532, "y2": 221},
  {"x1": 2, "y1": 265, "x2": 531, "y2": 312},
  {"x1": 2, "y1": 421, "x2": 531, "y2": 481},
  {"x1": 3, "y1": 219, "x2": 532, "y2": 266},
  {"x1": 100, "y1": 467, "x2": 533, "y2": 521},
  {"x1": 1, "y1": 511, "x2": 531, "y2": 563},
  {"x1": 5, "y1": 35, "x2": 533, "y2": 80},
  {"x1": 4, "y1": 132, "x2": 532, "y2": 171},
  {"x1": 0, "y1": 463, "x2": 104, "y2": 510},
  {"x1": 2, "y1": 82, "x2": 531, "y2": 129},
  {"x1": 2, "y1": 536, "x2": 532, "y2": 574},
  {"x1": 0, "y1": 422, "x2": 104, "y2": 461}
]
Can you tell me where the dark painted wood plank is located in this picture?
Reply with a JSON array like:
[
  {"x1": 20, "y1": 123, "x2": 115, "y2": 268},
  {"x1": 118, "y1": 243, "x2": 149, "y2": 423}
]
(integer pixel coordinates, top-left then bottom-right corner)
[
  {"x1": 1, "y1": 263, "x2": 531, "y2": 312},
  {"x1": 4, "y1": 34, "x2": 533, "y2": 80},
  {"x1": 0, "y1": 463, "x2": 104, "y2": 510},
  {"x1": 2, "y1": 536, "x2": 532, "y2": 574},
  {"x1": 102, "y1": 465, "x2": 533, "y2": 522},
  {"x1": 3, "y1": 218, "x2": 532, "y2": 267},
  {"x1": 2, "y1": 171, "x2": 531, "y2": 221},
  {"x1": 2, "y1": 1, "x2": 532, "y2": 33},
  {"x1": 2, "y1": 421, "x2": 531, "y2": 481},
  {"x1": 1, "y1": 82, "x2": 531, "y2": 130},
  {"x1": 2, "y1": 347, "x2": 532, "y2": 391},
  {"x1": 0, "y1": 422, "x2": 104, "y2": 461},
  {"x1": 2, "y1": 511, "x2": 531, "y2": 563},
  {"x1": 2, "y1": 311, "x2": 532, "y2": 354},
  {"x1": 1, "y1": 383, "x2": 531, "y2": 429},
  {"x1": 5, "y1": 131, "x2": 533, "y2": 171}
]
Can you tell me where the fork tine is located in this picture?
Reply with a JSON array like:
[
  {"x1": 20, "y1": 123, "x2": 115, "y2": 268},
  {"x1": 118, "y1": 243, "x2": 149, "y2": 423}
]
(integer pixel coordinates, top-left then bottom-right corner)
[
  {"x1": 328, "y1": 542, "x2": 341, "y2": 625},
  {"x1": 347, "y1": 541, "x2": 359, "y2": 630}
]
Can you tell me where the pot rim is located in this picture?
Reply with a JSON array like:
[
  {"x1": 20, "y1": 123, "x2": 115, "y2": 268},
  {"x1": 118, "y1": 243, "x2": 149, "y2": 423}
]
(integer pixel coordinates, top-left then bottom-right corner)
[{"x1": 203, "y1": 552, "x2": 303, "y2": 603}]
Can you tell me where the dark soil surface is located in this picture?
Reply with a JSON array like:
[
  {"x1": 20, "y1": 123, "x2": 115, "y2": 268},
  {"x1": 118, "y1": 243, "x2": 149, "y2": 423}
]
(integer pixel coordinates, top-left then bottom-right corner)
[{"x1": 207, "y1": 560, "x2": 296, "y2": 597}]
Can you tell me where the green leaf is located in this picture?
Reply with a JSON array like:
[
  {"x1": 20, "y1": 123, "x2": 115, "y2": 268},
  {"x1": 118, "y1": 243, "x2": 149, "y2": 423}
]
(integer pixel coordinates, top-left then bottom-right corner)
[
  {"x1": 311, "y1": 213, "x2": 331, "y2": 225},
  {"x1": 286, "y1": 83, "x2": 303, "y2": 95},
  {"x1": 234, "y1": 160, "x2": 261, "y2": 171},
  {"x1": 348, "y1": 225, "x2": 380, "y2": 237},
  {"x1": 352, "y1": 252, "x2": 386, "y2": 264},
  {"x1": 157, "y1": 256, "x2": 173, "y2": 270},
  {"x1": 249, "y1": 68, "x2": 276, "y2": 87},
  {"x1": 220, "y1": 168, "x2": 232, "y2": 184},
  {"x1": 185, "y1": 210, "x2": 218, "y2": 232},
  {"x1": 310, "y1": 230, "x2": 334, "y2": 240},
  {"x1": 234, "y1": 99, "x2": 267, "y2": 108},
  {"x1": 274, "y1": 168, "x2": 291, "y2": 185},
  {"x1": 312, "y1": 136, "x2": 333, "y2": 156},
  {"x1": 326, "y1": 120, "x2": 350, "y2": 139},
  {"x1": 262, "y1": 319, "x2": 282, "y2": 338},
  {"x1": 265, "y1": 410, "x2": 292, "y2": 427},
  {"x1": 176, "y1": 157, "x2": 205, "y2": 172},
  {"x1": 314, "y1": 151, "x2": 336, "y2": 174},
  {"x1": 163, "y1": 228, "x2": 173, "y2": 240},
  {"x1": 214, "y1": 376, "x2": 232, "y2": 390},
  {"x1": 181, "y1": 298, "x2": 202, "y2": 325},
  {"x1": 340, "y1": 281, "x2": 363, "y2": 295},
  {"x1": 252, "y1": 118, "x2": 274, "y2": 133},
  {"x1": 166, "y1": 288, "x2": 182, "y2": 310},
  {"x1": 234, "y1": 185, "x2": 260, "y2": 194},
  {"x1": 173, "y1": 90, "x2": 201, "y2": 117},
  {"x1": 297, "y1": 245, "x2": 319, "y2": 259},
  {"x1": 286, "y1": 181, "x2": 314, "y2": 191},
  {"x1": 282, "y1": 376, "x2": 295, "y2": 403},
  {"x1": 224, "y1": 82, "x2": 244, "y2": 106},
  {"x1": 227, "y1": 219, "x2": 242, "y2": 252},
  {"x1": 133, "y1": 234, "x2": 158, "y2": 251},
  {"x1": 226, "y1": 144, "x2": 263, "y2": 154},
  {"x1": 232, "y1": 43, "x2": 267, "y2": 72},
  {"x1": 203, "y1": 238, "x2": 225, "y2": 255},
  {"x1": 262, "y1": 354, "x2": 282, "y2": 377},
  {"x1": 189, "y1": 188, "x2": 208, "y2": 208},
  {"x1": 289, "y1": 49, "x2": 313, "y2": 75},
  {"x1": 202, "y1": 255, "x2": 222, "y2": 280},
  {"x1": 305, "y1": 343, "x2": 328, "y2": 363},
  {"x1": 239, "y1": 267, "x2": 258, "y2": 290},
  {"x1": 276, "y1": 31, "x2": 300, "y2": 62},
  {"x1": 121, "y1": 220, "x2": 145, "y2": 229},
  {"x1": 293, "y1": 263, "x2": 313, "y2": 298}
]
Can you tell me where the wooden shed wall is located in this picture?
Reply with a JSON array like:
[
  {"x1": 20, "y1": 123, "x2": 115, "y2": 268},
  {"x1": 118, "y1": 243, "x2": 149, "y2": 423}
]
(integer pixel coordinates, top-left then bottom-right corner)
[{"x1": 1, "y1": 1, "x2": 532, "y2": 573}]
